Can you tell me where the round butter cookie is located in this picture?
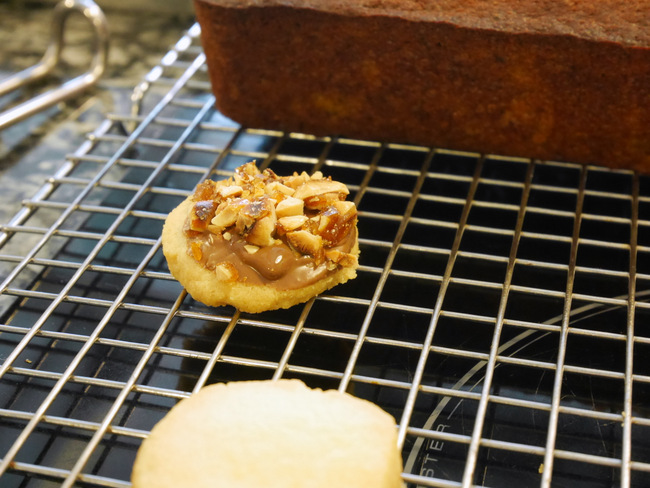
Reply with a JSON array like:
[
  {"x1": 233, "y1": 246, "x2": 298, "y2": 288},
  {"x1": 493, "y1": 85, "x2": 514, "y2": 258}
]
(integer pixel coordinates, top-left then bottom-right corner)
[
  {"x1": 131, "y1": 379, "x2": 405, "y2": 488},
  {"x1": 162, "y1": 162, "x2": 359, "y2": 313}
]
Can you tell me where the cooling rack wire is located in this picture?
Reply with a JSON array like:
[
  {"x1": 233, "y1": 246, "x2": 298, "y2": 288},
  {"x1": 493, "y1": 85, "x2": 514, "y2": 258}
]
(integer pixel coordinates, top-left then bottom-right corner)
[{"x1": 1, "y1": 23, "x2": 650, "y2": 488}]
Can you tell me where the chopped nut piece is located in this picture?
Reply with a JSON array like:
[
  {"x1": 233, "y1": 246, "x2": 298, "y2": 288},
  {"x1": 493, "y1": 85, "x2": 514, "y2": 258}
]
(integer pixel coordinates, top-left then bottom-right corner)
[
  {"x1": 277, "y1": 215, "x2": 308, "y2": 233},
  {"x1": 214, "y1": 262, "x2": 238, "y2": 281},
  {"x1": 325, "y1": 249, "x2": 358, "y2": 268},
  {"x1": 275, "y1": 196, "x2": 304, "y2": 218},
  {"x1": 251, "y1": 184, "x2": 266, "y2": 199},
  {"x1": 244, "y1": 244, "x2": 260, "y2": 254},
  {"x1": 193, "y1": 181, "x2": 218, "y2": 201},
  {"x1": 237, "y1": 162, "x2": 261, "y2": 178},
  {"x1": 317, "y1": 203, "x2": 357, "y2": 245},
  {"x1": 190, "y1": 241, "x2": 203, "y2": 261},
  {"x1": 241, "y1": 195, "x2": 275, "y2": 220},
  {"x1": 217, "y1": 185, "x2": 244, "y2": 198},
  {"x1": 266, "y1": 181, "x2": 295, "y2": 197},
  {"x1": 306, "y1": 194, "x2": 344, "y2": 210},
  {"x1": 189, "y1": 200, "x2": 217, "y2": 231},
  {"x1": 318, "y1": 207, "x2": 339, "y2": 234},
  {"x1": 246, "y1": 214, "x2": 277, "y2": 247},
  {"x1": 193, "y1": 200, "x2": 217, "y2": 220},
  {"x1": 293, "y1": 179, "x2": 349, "y2": 201},
  {"x1": 293, "y1": 179, "x2": 350, "y2": 210},
  {"x1": 283, "y1": 171, "x2": 311, "y2": 189},
  {"x1": 331, "y1": 200, "x2": 356, "y2": 216},
  {"x1": 235, "y1": 213, "x2": 255, "y2": 234},
  {"x1": 342, "y1": 254, "x2": 358, "y2": 267},
  {"x1": 286, "y1": 230, "x2": 323, "y2": 257},
  {"x1": 211, "y1": 204, "x2": 239, "y2": 231}
]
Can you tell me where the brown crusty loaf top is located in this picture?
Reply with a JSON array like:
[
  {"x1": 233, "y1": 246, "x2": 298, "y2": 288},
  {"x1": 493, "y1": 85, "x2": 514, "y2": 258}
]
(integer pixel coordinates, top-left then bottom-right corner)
[
  {"x1": 194, "y1": 0, "x2": 650, "y2": 170},
  {"x1": 199, "y1": 0, "x2": 650, "y2": 45}
]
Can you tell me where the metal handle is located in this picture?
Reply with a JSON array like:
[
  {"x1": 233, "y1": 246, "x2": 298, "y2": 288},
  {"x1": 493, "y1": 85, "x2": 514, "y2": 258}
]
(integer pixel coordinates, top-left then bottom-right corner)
[{"x1": 0, "y1": 0, "x2": 109, "y2": 131}]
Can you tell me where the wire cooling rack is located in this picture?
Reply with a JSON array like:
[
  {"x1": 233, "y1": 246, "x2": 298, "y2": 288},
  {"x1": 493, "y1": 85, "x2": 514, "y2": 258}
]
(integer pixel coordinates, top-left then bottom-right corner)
[{"x1": 1, "y1": 22, "x2": 650, "y2": 488}]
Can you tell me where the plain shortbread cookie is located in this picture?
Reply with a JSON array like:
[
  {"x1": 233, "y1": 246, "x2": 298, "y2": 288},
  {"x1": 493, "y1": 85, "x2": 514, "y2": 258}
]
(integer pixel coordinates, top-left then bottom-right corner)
[{"x1": 131, "y1": 379, "x2": 405, "y2": 488}]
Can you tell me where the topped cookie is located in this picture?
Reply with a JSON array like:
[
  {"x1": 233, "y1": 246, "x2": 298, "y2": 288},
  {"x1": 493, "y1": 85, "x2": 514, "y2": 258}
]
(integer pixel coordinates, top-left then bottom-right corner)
[{"x1": 162, "y1": 162, "x2": 359, "y2": 313}]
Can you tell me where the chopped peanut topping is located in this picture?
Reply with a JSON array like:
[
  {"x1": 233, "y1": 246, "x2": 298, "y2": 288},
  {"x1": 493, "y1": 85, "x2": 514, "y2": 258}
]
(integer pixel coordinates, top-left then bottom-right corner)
[
  {"x1": 188, "y1": 162, "x2": 357, "y2": 269},
  {"x1": 275, "y1": 197, "x2": 304, "y2": 218},
  {"x1": 190, "y1": 241, "x2": 203, "y2": 261},
  {"x1": 214, "y1": 262, "x2": 238, "y2": 281}
]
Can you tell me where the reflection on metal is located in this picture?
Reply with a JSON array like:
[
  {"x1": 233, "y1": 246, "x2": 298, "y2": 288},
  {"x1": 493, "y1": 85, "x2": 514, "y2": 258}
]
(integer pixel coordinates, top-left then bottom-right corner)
[{"x1": 0, "y1": 0, "x2": 109, "y2": 131}]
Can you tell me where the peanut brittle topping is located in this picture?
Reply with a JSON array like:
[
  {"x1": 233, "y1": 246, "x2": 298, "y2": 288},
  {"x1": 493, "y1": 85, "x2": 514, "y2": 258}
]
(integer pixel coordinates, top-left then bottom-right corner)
[{"x1": 184, "y1": 162, "x2": 358, "y2": 289}]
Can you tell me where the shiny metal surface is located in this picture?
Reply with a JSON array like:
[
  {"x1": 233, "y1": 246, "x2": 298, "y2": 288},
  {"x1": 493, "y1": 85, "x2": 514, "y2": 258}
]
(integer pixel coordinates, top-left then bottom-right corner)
[{"x1": 0, "y1": 0, "x2": 109, "y2": 131}]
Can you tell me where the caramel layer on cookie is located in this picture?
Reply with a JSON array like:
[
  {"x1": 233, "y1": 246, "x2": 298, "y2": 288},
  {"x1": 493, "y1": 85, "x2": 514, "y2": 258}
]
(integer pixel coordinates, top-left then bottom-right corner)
[{"x1": 183, "y1": 162, "x2": 358, "y2": 291}]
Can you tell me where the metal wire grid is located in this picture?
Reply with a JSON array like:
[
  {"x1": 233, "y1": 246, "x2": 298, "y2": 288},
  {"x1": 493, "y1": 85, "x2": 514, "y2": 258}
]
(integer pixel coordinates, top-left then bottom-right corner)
[{"x1": 0, "y1": 22, "x2": 649, "y2": 488}]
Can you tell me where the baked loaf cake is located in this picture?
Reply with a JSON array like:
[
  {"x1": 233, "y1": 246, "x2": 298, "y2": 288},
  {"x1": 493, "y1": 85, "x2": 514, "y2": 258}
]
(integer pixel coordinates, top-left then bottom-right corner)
[
  {"x1": 194, "y1": 0, "x2": 650, "y2": 171},
  {"x1": 162, "y1": 162, "x2": 359, "y2": 313},
  {"x1": 131, "y1": 379, "x2": 405, "y2": 488}
]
